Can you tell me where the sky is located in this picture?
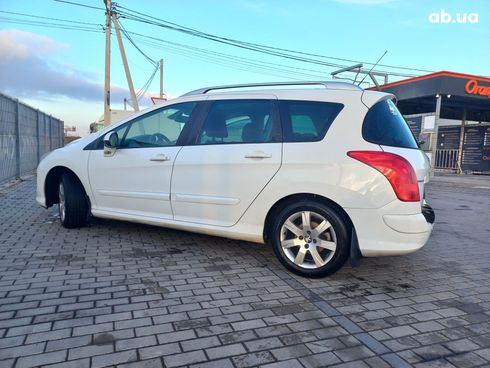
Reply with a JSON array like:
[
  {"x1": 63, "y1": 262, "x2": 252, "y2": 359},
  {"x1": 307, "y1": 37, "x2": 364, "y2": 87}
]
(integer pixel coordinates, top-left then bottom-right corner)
[{"x1": 0, "y1": 0, "x2": 488, "y2": 134}]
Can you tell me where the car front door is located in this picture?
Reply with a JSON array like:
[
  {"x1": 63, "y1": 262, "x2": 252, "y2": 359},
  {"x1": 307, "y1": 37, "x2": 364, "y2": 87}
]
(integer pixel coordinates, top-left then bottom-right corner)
[
  {"x1": 171, "y1": 96, "x2": 282, "y2": 227},
  {"x1": 88, "y1": 101, "x2": 198, "y2": 219}
]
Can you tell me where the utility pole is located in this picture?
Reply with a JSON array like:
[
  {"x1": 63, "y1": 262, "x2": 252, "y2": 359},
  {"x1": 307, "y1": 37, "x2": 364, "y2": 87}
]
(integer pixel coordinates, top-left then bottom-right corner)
[
  {"x1": 457, "y1": 108, "x2": 466, "y2": 174},
  {"x1": 112, "y1": 13, "x2": 139, "y2": 112},
  {"x1": 160, "y1": 59, "x2": 164, "y2": 98},
  {"x1": 430, "y1": 94, "x2": 442, "y2": 174},
  {"x1": 103, "y1": 0, "x2": 111, "y2": 126}
]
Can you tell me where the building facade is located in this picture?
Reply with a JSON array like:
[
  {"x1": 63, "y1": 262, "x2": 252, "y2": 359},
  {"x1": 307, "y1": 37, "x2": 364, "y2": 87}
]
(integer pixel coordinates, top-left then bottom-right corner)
[{"x1": 372, "y1": 71, "x2": 490, "y2": 173}]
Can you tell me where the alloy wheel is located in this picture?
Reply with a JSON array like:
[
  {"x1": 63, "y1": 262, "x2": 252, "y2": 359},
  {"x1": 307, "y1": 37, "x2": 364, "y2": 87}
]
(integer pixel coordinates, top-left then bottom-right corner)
[{"x1": 280, "y1": 210, "x2": 337, "y2": 269}]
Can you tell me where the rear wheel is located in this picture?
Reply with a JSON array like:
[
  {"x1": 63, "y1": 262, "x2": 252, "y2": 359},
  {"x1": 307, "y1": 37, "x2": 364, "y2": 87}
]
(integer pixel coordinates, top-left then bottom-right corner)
[
  {"x1": 58, "y1": 173, "x2": 88, "y2": 228},
  {"x1": 270, "y1": 201, "x2": 350, "y2": 277}
]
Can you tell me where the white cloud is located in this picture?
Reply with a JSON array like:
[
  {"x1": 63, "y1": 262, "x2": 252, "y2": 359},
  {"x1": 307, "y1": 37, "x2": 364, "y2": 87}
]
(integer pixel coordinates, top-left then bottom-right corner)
[
  {"x1": 0, "y1": 29, "x2": 68, "y2": 59},
  {"x1": 0, "y1": 29, "x2": 128, "y2": 102}
]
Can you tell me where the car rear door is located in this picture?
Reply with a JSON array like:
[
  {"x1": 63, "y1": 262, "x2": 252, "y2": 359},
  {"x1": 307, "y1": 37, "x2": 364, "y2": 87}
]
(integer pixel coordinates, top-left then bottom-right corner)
[{"x1": 171, "y1": 95, "x2": 282, "y2": 226}]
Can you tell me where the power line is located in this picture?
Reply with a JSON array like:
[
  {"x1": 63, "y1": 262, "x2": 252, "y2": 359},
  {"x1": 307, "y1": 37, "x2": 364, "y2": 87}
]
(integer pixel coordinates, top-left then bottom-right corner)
[
  {"x1": 134, "y1": 38, "x2": 321, "y2": 81},
  {"x1": 0, "y1": 16, "x2": 377, "y2": 82},
  {"x1": 115, "y1": 4, "x2": 430, "y2": 75},
  {"x1": 0, "y1": 20, "x2": 319, "y2": 89},
  {"x1": 118, "y1": 12, "x2": 352, "y2": 72},
  {"x1": 126, "y1": 31, "x2": 329, "y2": 80},
  {"x1": 0, "y1": 14, "x2": 157, "y2": 72},
  {"x1": 117, "y1": 11, "x2": 417, "y2": 77},
  {"x1": 0, "y1": 17, "x2": 103, "y2": 33},
  {"x1": 136, "y1": 63, "x2": 159, "y2": 100},
  {"x1": 0, "y1": 12, "x2": 336, "y2": 81},
  {"x1": 132, "y1": 37, "x2": 323, "y2": 79},
  {"x1": 129, "y1": 31, "x2": 328, "y2": 83},
  {"x1": 3, "y1": 8, "x2": 421, "y2": 85},
  {"x1": 53, "y1": 0, "x2": 431, "y2": 76},
  {"x1": 0, "y1": 10, "x2": 101, "y2": 26},
  {"x1": 118, "y1": 18, "x2": 320, "y2": 89},
  {"x1": 117, "y1": 19, "x2": 157, "y2": 67},
  {"x1": 53, "y1": 0, "x2": 105, "y2": 11},
  {"x1": 123, "y1": 27, "x2": 331, "y2": 76},
  {"x1": 0, "y1": 15, "x2": 326, "y2": 81}
]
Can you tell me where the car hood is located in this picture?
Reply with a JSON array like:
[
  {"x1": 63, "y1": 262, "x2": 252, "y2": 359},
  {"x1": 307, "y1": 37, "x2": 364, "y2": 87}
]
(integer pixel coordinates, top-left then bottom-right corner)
[{"x1": 64, "y1": 133, "x2": 102, "y2": 150}]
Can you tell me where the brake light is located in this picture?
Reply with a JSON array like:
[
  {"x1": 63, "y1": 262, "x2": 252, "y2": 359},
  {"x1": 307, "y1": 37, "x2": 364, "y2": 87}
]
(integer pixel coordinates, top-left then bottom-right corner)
[{"x1": 347, "y1": 151, "x2": 420, "y2": 202}]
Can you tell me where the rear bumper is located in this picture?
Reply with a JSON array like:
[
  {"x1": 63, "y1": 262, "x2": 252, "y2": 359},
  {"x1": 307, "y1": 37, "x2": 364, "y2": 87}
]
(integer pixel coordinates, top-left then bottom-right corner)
[{"x1": 347, "y1": 202, "x2": 434, "y2": 257}]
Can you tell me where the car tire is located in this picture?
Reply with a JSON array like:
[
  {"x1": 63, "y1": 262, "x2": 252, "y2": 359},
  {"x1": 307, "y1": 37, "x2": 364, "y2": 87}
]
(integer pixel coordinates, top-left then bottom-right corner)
[
  {"x1": 270, "y1": 200, "x2": 350, "y2": 278},
  {"x1": 58, "y1": 173, "x2": 88, "y2": 229}
]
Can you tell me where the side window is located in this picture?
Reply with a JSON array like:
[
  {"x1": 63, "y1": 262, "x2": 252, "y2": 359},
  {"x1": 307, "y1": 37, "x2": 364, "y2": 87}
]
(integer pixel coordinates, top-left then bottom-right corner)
[
  {"x1": 120, "y1": 102, "x2": 196, "y2": 148},
  {"x1": 281, "y1": 100, "x2": 344, "y2": 142},
  {"x1": 291, "y1": 115, "x2": 316, "y2": 136},
  {"x1": 362, "y1": 99, "x2": 418, "y2": 149},
  {"x1": 198, "y1": 100, "x2": 274, "y2": 145}
]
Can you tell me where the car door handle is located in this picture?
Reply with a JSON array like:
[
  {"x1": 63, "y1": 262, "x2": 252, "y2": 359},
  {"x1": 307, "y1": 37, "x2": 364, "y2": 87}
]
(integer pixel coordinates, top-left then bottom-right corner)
[
  {"x1": 244, "y1": 151, "x2": 272, "y2": 159},
  {"x1": 150, "y1": 154, "x2": 171, "y2": 162}
]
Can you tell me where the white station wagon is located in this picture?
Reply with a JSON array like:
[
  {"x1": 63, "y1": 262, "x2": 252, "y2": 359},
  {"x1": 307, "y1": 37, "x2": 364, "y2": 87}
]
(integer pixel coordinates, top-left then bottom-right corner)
[{"x1": 37, "y1": 81, "x2": 434, "y2": 277}]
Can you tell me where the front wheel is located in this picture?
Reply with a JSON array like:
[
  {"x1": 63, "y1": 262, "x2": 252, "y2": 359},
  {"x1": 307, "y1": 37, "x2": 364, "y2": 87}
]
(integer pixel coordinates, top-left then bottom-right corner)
[
  {"x1": 270, "y1": 201, "x2": 350, "y2": 278},
  {"x1": 58, "y1": 173, "x2": 88, "y2": 228}
]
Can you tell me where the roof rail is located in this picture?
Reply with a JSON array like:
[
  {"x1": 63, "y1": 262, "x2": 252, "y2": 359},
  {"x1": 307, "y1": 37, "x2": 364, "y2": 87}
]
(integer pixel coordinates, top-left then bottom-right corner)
[{"x1": 181, "y1": 81, "x2": 362, "y2": 96}]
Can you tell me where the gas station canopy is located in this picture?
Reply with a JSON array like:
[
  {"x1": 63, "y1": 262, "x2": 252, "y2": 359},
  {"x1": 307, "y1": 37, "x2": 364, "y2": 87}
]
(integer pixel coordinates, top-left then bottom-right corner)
[{"x1": 373, "y1": 71, "x2": 490, "y2": 122}]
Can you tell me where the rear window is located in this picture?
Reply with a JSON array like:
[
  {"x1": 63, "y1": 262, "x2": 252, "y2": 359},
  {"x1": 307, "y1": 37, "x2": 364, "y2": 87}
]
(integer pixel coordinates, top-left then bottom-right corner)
[
  {"x1": 280, "y1": 100, "x2": 343, "y2": 142},
  {"x1": 362, "y1": 99, "x2": 418, "y2": 149}
]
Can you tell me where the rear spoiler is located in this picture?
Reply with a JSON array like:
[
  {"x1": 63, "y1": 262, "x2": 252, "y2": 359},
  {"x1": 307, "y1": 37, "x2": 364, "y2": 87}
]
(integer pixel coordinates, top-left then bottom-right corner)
[{"x1": 361, "y1": 90, "x2": 396, "y2": 109}]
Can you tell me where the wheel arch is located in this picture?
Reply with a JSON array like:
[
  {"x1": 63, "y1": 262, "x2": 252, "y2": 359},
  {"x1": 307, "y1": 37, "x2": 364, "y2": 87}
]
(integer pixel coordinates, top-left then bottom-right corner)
[
  {"x1": 44, "y1": 166, "x2": 88, "y2": 208},
  {"x1": 263, "y1": 193, "x2": 355, "y2": 243}
]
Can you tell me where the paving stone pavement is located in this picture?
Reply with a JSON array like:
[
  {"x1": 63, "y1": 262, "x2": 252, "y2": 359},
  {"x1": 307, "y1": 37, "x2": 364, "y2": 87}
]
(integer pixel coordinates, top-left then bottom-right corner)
[{"x1": 0, "y1": 176, "x2": 489, "y2": 368}]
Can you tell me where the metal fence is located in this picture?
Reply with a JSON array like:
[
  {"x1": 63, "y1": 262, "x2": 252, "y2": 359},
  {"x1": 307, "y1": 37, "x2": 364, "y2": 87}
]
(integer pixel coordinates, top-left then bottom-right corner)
[
  {"x1": 434, "y1": 149, "x2": 459, "y2": 170},
  {"x1": 0, "y1": 92, "x2": 64, "y2": 183}
]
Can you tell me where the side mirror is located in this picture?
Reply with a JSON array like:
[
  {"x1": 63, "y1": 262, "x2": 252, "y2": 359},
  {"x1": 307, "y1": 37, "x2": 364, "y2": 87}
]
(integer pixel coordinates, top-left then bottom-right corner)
[{"x1": 104, "y1": 132, "x2": 119, "y2": 157}]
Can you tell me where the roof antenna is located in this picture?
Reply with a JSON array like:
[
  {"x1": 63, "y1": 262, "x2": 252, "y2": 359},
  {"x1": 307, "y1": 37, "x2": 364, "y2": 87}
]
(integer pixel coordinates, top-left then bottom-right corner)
[{"x1": 357, "y1": 50, "x2": 388, "y2": 86}]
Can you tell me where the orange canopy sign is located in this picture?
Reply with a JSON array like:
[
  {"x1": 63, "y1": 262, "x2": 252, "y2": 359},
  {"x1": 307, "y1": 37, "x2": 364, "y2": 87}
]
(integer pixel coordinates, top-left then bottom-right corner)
[{"x1": 465, "y1": 79, "x2": 490, "y2": 99}]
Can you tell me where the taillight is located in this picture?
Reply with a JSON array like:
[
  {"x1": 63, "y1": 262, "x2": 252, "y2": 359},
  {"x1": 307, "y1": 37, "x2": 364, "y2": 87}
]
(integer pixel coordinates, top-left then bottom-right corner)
[{"x1": 347, "y1": 151, "x2": 420, "y2": 202}]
